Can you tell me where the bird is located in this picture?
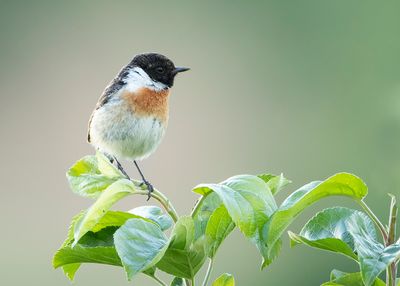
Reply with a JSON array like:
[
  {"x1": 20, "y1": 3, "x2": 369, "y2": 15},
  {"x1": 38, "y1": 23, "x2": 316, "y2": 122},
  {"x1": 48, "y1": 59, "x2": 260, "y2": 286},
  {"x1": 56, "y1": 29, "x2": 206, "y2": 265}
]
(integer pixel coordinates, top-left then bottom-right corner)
[{"x1": 87, "y1": 53, "x2": 189, "y2": 198}]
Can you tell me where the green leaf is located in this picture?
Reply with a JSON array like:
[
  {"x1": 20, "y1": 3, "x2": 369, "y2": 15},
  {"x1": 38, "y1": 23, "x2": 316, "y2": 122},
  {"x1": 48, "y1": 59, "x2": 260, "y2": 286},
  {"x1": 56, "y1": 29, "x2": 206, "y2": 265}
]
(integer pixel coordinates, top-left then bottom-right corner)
[
  {"x1": 288, "y1": 205, "x2": 399, "y2": 286},
  {"x1": 156, "y1": 240, "x2": 207, "y2": 279},
  {"x1": 143, "y1": 267, "x2": 156, "y2": 277},
  {"x1": 330, "y1": 269, "x2": 348, "y2": 280},
  {"x1": 53, "y1": 227, "x2": 122, "y2": 270},
  {"x1": 66, "y1": 152, "x2": 124, "y2": 199},
  {"x1": 157, "y1": 217, "x2": 207, "y2": 279},
  {"x1": 345, "y1": 213, "x2": 400, "y2": 286},
  {"x1": 129, "y1": 205, "x2": 173, "y2": 231},
  {"x1": 191, "y1": 191, "x2": 235, "y2": 258},
  {"x1": 91, "y1": 211, "x2": 141, "y2": 233},
  {"x1": 192, "y1": 192, "x2": 222, "y2": 241},
  {"x1": 63, "y1": 210, "x2": 136, "y2": 248},
  {"x1": 62, "y1": 263, "x2": 80, "y2": 281},
  {"x1": 56, "y1": 212, "x2": 85, "y2": 279},
  {"x1": 193, "y1": 175, "x2": 279, "y2": 268},
  {"x1": 171, "y1": 277, "x2": 184, "y2": 286},
  {"x1": 114, "y1": 218, "x2": 169, "y2": 280},
  {"x1": 61, "y1": 212, "x2": 85, "y2": 247},
  {"x1": 170, "y1": 216, "x2": 195, "y2": 250},
  {"x1": 54, "y1": 243, "x2": 120, "y2": 266},
  {"x1": 205, "y1": 204, "x2": 235, "y2": 258},
  {"x1": 288, "y1": 207, "x2": 367, "y2": 261},
  {"x1": 258, "y1": 173, "x2": 291, "y2": 195},
  {"x1": 321, "y1": 270, "x2": 385, "y2": 286},
  {"x1": 96, "y1": 152, "x2": 123, "y2": 177},
  {"x1": 73, "y1": 179, "x2": 138, "y2": 245},
  {"x1": 212, "y1": 273, "x2": 235, "y2": 286},
  {"x1": 267, "y1": 173, "x2": 368, "y2": 256}
]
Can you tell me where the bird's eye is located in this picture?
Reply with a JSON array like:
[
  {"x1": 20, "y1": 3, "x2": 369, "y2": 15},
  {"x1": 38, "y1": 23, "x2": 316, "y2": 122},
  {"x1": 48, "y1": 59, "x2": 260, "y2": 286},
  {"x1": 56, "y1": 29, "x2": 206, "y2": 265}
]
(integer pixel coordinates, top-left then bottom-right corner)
[{"x1": 156, "y1": 67, "x2": 164, "y2": 74}]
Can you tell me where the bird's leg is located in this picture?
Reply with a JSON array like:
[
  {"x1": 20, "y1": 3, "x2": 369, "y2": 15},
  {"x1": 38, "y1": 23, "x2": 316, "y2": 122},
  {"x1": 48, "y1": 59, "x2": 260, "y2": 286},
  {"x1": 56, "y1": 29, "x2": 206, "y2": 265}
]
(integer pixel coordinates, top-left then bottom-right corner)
[
  {"x1": 113, "y1": 156, "x2": 130, "y2": 179},
  {"x1": 102, "y1": 152, "x2": 114, "y2": 164},
  {"x1": 133, "y1": 160, "x2": 154, "y2": 201}
]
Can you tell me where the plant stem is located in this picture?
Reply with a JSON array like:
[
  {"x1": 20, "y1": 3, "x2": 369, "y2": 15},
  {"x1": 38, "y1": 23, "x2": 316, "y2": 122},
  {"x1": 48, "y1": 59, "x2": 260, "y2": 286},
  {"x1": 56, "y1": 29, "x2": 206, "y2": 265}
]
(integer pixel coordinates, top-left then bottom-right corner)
[
  {"x1": 387, "y1": 267, "x2": 393, "y2": 286},
  {"x1": 358, "y1": 200, "x2": 388, "y2": 242},
  {"x1": 386, "y1": 194, "x2": 397, "y2": 286},
  {"x1": 390, "y1": 264, "x2": 397, "y2": 286},
  {"x1": 151, "y1": 188, "x2": 179, "y2": 222},
  {"x1": 386, "y1": 264, "x2": 397, "y2": 286},
  {"x1": 132, "y1": 180, "x2": 179, "y2": 222},
  {"x1": 201, "y1": 259, "x2": 214, "y2": 286},
  {"x1": 387, "y1": 194, "x2": 397, "y2": 245}
]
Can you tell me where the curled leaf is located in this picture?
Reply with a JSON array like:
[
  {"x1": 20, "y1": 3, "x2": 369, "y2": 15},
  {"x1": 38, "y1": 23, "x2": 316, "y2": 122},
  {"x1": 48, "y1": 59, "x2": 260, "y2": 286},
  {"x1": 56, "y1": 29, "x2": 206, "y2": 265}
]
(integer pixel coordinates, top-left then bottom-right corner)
[
  {"x1": 193, "y1": 175, "x2": 279, "y2": 268},
  {"x1": 267, "y1": 173, "x2": 368, "y2": 256},
  {"x1": 346, "y1": 213, "x2": 400, "y2": 286},
  {"x1": 258, "y1": 173, "x2": 291, "y2": 195},
  {"x1": 66, "y1": 152, "x2": 124, "y2": 198},
  {"x1": 288, "y1": 207, "x2": 363, "y2": 261},
  {"x1": 73, "y1": 179, "x2": 138, "y2": 246}
]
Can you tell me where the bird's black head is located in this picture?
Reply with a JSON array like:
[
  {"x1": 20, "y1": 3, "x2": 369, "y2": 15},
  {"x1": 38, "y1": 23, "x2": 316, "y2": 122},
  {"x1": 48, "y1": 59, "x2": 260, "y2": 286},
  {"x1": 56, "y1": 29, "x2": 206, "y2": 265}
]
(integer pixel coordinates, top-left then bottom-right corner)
[{"x1": 130, "y1": 53, "x2": 189, "y2": 88}]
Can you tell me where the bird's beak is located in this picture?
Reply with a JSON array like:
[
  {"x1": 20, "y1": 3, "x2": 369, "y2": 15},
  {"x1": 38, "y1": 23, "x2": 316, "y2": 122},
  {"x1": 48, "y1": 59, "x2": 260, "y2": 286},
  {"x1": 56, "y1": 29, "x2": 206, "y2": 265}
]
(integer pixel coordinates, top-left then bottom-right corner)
[{"x1": 173, "y1": 67, "x2": 190, "y2": 74}]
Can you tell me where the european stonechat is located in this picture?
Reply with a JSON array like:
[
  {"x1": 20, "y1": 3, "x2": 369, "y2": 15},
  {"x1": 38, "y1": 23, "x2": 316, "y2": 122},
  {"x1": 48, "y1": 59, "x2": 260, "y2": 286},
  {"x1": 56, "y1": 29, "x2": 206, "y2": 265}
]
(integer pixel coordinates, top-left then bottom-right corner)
[{"x1": 87, "y1": 53, "x2": 189, "y2": 198}]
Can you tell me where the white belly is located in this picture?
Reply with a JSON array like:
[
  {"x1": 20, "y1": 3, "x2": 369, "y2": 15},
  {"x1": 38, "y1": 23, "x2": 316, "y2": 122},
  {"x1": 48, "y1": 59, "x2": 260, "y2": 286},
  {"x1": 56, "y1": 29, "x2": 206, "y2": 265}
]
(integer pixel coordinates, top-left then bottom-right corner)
[{"x1": 89, "y1": 100, "x2": 167, "y2": 160}]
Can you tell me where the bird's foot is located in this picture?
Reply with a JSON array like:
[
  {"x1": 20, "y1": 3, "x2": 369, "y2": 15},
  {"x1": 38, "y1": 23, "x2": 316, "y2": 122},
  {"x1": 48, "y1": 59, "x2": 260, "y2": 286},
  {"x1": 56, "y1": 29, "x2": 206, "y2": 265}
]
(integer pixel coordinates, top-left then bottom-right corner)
[{"x1": 140, "y1": 180, "x2": 154, "y2": 201}]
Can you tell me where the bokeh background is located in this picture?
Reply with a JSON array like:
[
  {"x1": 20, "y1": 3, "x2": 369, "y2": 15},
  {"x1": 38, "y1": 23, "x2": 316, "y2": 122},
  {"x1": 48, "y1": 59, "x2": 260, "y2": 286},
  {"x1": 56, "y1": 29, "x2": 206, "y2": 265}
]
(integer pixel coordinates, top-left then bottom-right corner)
[{"x1": 1, "y1": 1, "x2": 400, "y2": 285}]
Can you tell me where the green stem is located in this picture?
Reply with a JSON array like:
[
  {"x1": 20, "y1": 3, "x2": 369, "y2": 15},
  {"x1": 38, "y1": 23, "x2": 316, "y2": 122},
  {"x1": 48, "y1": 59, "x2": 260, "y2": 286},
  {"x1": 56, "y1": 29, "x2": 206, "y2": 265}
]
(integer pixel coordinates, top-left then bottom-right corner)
[
  {"x1": 390, "y1": 264, "x2": 396, "y2": 286},
  {"x1": 358, "y1": 200, "x2": 388, "y2": 242},
  {"x1": 387, "y1": 194, "x2": 397, "y2": 245},
  {"x1": 386, "y1": 264, "x2": 397, "y2": 286},
  {"x1": 132, "y1": 180, "x2": 179, "y2": 222},
  {"x1": 151, "y1": 189, "x2": 179, "y2": 222},
  {"x1": 201, "y1": 259, "x2": 214, "y2": 286},
  {"x1": 387, "y1": 268, "x2": 393, "y2": 286},
  {"x1": 386, "y1": 194, "x2": 397, "y2": 286},
  {"x1": 192, "y1": 278, "x2": 196, "y2": 286}
]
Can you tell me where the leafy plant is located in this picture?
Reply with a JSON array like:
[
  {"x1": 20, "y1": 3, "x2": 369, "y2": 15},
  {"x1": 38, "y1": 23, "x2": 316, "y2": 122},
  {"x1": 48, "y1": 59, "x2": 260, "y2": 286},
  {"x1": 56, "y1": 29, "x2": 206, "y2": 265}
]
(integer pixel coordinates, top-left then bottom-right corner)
[{"x1": 53, "y1": 152, "x2": 399, "y2": 285}]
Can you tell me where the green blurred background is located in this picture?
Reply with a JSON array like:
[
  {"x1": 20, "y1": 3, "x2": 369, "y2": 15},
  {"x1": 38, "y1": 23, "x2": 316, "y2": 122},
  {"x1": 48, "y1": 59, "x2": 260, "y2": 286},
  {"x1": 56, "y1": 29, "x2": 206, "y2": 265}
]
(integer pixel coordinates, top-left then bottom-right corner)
[{"x1": 1, "y1": 1, "x2": 400, "y2": 285}]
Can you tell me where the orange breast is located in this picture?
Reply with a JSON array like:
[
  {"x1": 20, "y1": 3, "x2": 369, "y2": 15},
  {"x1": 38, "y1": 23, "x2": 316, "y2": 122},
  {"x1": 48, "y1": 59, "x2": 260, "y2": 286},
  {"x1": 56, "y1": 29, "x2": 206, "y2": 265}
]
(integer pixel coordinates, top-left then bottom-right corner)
[{"x1": 122, "y1": 88, "x2": 170, "y2": 123}]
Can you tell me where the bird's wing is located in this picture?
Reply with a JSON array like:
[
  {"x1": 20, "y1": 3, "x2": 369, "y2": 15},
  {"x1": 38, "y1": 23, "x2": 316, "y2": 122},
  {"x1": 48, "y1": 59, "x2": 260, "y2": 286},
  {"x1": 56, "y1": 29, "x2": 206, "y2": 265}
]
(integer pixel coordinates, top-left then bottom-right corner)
[{"x1": 87, "y1": 66, "x2": 130, "y2": 143}]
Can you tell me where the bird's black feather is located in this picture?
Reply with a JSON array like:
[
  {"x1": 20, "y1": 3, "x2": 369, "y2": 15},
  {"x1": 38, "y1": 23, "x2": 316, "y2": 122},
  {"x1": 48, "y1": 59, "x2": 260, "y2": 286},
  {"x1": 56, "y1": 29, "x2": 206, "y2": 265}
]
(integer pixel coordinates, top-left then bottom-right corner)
[{"x1": 87, "y1": 65, "x2": 131, "y2": 142}]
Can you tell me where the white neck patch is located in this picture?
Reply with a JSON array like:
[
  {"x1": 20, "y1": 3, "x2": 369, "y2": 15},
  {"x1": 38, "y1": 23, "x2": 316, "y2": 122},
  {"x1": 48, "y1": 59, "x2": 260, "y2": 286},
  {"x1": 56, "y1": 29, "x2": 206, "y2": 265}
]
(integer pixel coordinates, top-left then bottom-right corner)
[{"x1": 124, "y1": 67, "x2": 168, "y2": 92}]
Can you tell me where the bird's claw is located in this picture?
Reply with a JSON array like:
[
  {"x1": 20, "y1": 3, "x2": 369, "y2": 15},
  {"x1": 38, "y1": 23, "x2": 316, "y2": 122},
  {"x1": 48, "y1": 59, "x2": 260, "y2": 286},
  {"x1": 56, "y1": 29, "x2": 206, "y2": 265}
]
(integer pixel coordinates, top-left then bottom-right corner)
[{"x1": 140, "y1": 180, "x2": 154, "y2": 201}]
